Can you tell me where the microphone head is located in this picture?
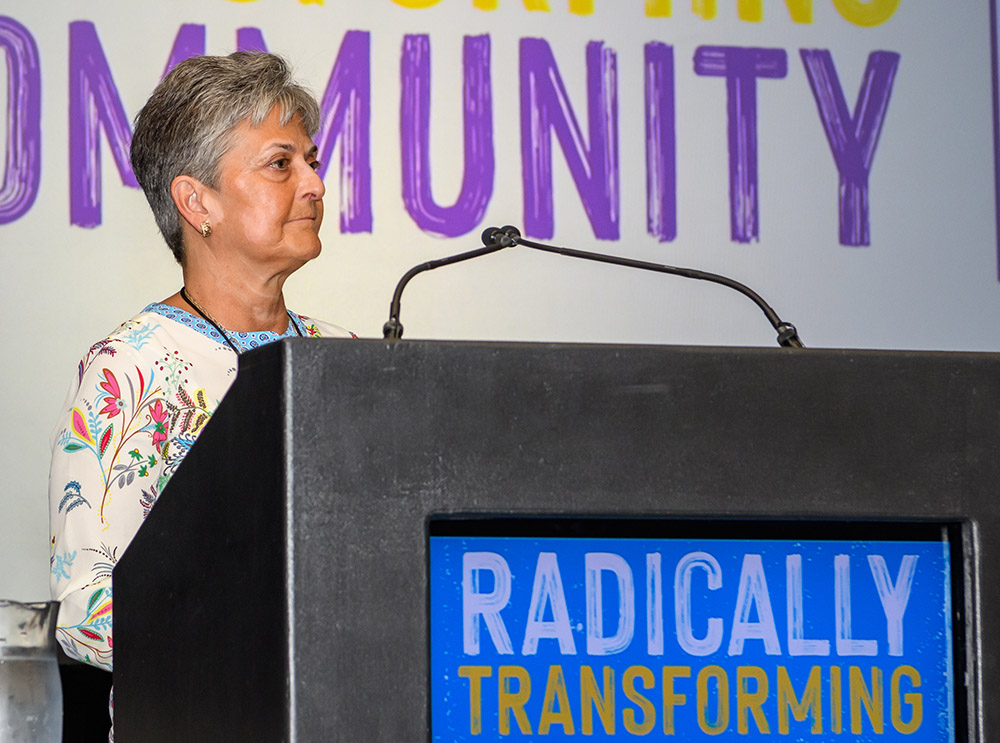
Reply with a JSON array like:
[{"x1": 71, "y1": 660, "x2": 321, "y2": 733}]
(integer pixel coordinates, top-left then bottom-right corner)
[
  {"x1": 481, "y1": 226, "x2": 503, "y2": 246},
  {"x1": 501, "y1": 225, "x2": 522, "y2": 240}
]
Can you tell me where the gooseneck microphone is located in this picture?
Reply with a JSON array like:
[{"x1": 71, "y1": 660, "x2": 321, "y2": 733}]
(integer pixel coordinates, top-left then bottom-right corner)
[{"x1": 383, "y1": 225, "x2": 803, "y2": 348}]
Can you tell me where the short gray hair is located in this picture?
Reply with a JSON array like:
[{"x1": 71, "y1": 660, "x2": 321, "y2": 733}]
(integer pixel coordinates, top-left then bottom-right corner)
[{"x1": 130, "y1": 52, "x2": 321, "y2": 263}]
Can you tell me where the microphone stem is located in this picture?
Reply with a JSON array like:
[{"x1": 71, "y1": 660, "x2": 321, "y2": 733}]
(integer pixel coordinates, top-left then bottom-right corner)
[{"x1": 384, "y1": 227, "x2": 803, "y2": 348}]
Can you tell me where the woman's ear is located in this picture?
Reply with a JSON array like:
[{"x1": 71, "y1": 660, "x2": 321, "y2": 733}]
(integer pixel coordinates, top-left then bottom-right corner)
[{"x1": 170, "y1": 175, "x2": 212, "y2": 231}]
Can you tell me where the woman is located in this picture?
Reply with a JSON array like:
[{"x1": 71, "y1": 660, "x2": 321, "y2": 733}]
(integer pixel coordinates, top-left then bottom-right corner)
[{"x1": 48, "y1": 52, "x2": 351, "y2": 676}]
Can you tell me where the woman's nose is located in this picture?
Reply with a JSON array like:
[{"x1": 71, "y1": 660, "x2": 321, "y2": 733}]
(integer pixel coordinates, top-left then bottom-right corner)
[{"x1": 300, "y1": 162, "x2": 326, "y2": 201}]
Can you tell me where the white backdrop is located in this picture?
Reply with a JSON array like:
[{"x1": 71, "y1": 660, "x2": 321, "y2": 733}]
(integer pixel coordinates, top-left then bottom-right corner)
[{"x1": 1, "y1": 0, "x2": 996, "y2": 600}]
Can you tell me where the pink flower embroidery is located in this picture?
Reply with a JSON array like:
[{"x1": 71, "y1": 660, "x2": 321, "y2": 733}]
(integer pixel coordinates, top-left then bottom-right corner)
[
  {"x1": 71, "y1": 408, "x2": 95, "y2": 444},
  {"x1": 97, "y1": 369, "x2": 124, "y2": 418},
  {"x1": 149, "y1": 400, "x2": 169, "y2": 450}
]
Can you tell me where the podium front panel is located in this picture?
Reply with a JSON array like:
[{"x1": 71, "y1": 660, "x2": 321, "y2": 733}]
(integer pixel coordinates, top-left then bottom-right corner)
[{"x1": 116, "y1": 341, "x2": 995, "y2": 741}]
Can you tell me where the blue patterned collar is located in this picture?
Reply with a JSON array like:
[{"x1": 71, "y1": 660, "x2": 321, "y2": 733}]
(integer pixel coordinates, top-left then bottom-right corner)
[{"x1": 143, "y1": 302, "x2": 305, "y2": 353}]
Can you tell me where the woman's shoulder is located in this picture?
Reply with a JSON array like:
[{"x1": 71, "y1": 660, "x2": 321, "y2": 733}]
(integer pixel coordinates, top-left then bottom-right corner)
[
  {"x1": 75, "y1": 308, "x2": 167, "y2": 367},
  {"x1": 80, "y1": 306, "x2": 196, "y2": 358},
  {"x1": 293, "y1": 314, "x2": 357, "y2": 339},
  {"x1": 74, "y1": 305, "x2": 237, "y2": 383}
]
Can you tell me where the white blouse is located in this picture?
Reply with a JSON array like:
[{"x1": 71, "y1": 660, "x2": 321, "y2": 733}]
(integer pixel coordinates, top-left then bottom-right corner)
[{"x1": 49, "y1": 303, "x2": 352, "y2": 670}]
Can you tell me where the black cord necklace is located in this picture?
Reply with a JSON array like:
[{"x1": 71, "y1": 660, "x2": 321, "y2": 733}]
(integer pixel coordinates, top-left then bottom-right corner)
[{"x1": 180, "y1": 286, "x2": 302, "y2": 356}]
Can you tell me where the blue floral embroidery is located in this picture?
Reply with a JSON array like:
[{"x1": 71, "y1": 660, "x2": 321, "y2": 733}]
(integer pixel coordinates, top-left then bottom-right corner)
[
  {"x1": 51, "y1": 551, "x2": 77, "y2": 582},
  {"x1": 59, "y1": 482, "x2": 90, "y2": 514}
]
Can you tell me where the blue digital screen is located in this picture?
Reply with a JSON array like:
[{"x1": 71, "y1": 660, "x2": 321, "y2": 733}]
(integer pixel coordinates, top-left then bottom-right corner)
[{"x1": 429, "y1": 523, "x2": 956, "y2": 741}]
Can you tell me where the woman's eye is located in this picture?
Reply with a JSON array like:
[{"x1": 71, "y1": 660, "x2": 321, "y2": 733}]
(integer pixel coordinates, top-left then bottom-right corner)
[
  {"x1": 309, "y1": 160, "x2": 322, "y2": 172},
  {"x1": 270, "y1": 158, "x2": 289, "y2": 170}
]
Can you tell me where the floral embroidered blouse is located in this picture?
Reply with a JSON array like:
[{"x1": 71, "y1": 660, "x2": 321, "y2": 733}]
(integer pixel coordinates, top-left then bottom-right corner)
[{"x1": 48, "y1": 303, "x2": 352, "y2": 670}]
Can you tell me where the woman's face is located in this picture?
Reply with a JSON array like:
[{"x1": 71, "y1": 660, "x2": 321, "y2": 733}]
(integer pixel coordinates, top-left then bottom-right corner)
[{"x1": 207, "y1": 107, "x2": 325, "y2": 276}]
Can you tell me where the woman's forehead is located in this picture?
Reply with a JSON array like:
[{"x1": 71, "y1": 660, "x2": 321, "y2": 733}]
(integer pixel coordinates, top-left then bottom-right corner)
[{"x1": 228, "y1": 110, "x2": 315, "y2": 154}]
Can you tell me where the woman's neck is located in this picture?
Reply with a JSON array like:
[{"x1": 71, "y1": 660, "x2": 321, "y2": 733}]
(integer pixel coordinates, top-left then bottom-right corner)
[{"x1": 164, "y1": 274, "x2": 291, "y2": 334}]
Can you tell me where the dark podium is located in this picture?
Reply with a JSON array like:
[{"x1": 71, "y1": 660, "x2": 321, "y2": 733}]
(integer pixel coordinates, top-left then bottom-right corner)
[{"x1": 115, "y1": 340, "x2": 996, "y2": 741}]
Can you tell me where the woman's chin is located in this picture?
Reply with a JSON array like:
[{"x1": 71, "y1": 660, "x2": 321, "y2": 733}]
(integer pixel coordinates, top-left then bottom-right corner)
[
  {"x1": 282, "y1": 236, "x2": 323, "y2": 265},
  {"x1": 305, "y1": 238, "x2": 323, "y2": 261}
]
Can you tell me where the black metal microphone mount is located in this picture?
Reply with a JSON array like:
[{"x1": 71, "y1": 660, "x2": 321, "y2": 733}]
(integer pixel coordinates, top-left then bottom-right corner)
[{"x1": 383, "y1": 225, "x2": 803, "y2": 348}]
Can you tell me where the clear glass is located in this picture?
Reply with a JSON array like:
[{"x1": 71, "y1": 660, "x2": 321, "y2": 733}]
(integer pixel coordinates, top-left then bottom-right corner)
[{"x1": 0, "y1": 600, "x2": 62, "y2": 742}]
